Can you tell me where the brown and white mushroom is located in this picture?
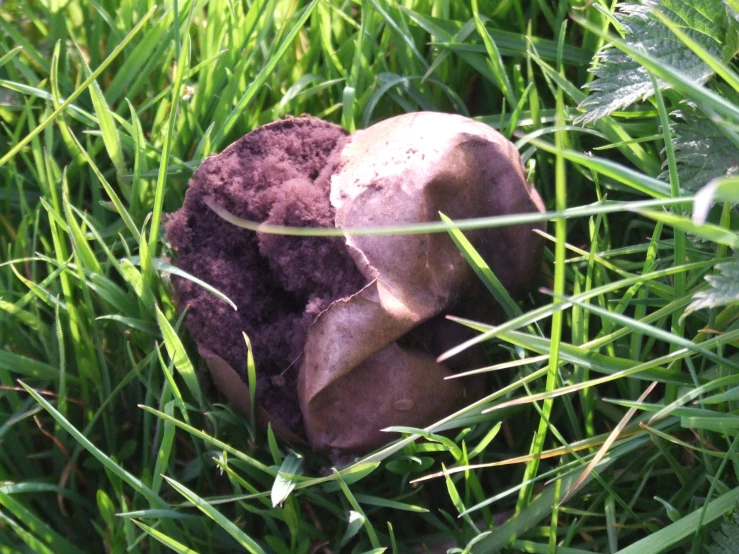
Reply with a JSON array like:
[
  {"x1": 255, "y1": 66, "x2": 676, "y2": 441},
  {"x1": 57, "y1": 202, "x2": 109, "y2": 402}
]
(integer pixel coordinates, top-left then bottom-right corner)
[{"x1": 166, "y1": 112, "x2": 545, "y2": 457}]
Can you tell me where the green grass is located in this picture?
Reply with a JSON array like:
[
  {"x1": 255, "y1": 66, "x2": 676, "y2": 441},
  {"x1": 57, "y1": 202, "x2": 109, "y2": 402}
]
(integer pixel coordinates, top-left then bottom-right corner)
[{"x1": 1, "y1": 0, "x2": 739, "y2": 553}]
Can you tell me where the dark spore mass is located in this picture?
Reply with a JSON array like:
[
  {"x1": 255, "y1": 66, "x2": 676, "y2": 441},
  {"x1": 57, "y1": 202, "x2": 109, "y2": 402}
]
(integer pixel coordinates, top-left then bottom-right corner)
[{"x1": 166, "y1": 117, "x2": 367, "y2": 436}]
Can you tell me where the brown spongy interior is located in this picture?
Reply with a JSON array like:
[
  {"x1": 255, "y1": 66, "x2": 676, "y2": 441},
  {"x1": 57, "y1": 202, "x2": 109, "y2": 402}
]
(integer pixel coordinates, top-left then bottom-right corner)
[{"x1": 165, "y1": 117, "x2": 367, "y2": 437}]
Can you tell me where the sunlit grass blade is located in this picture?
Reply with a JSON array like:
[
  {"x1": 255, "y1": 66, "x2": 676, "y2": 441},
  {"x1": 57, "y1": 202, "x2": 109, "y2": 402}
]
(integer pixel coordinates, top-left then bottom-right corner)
[
  {"x1": 76, "y1": 43, "x2": 125, "y2": 179},
  {"x1": 438, "y1": 260, "x2": 712, "y2": 365},
  {"x1": 543, "y1": 290, "x2": 739, "y2": 372},
  {"x1": 0, "y1": 46, "x2": 22, "y2": 69},
  {"x1": 243, "y1": 332, "x2": 257, "y2": 436},
  {"x1": 132, "y1": 520, "x2": 199, "y2": 554},
  {"x1": 635, "y1": 209, "x2": 739, "y2": 248},
  {"x1": 147, "y1": 30, "x2": 190, "y2": 252},
  {"x1": 129, "y1": 256, "x2": 237, "y2": 311},
  {"x1": 64, "y1": 127, "x2": 140, "y2": 242},
  {"x1": 204, "y1": 195, "x2": 691, "y2": 237},
  {"x1": 138, "y1": 404, "x2": 275, "y2": 475},
  {"x1": 618, "y1": 486, "x2": 739, "y2": 554},
  {"x1": 0, "y1": 6, "x2": 157, "y2": 168},
  {"x1": 471, "y1": 6, "x2": 516, "y2": 107},
  {"x1": 530, "y1": 138, "x2": 672, "y2": 198},
  {"x1": 0, "y1": 511, "x2": 56, "y2": 554},
  {"x1": 211, "y1": 0, "x2": 318, "y2": 148},
  {"x1": 332, "y1": 469, "x2": 382, "y2": 549},
  {"x1": 271, "y1": 452, "x2": 303, "y2": 507},
  {"x1": 468, "y1": 471, "x2": 580, "y2": 552},
  {"x1": 440, "y1": 212, "x2": 521, "y2": 318}
]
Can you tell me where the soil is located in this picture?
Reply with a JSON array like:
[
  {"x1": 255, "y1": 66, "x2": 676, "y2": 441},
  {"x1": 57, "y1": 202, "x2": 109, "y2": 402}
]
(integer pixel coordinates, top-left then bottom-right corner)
[{"x1": 166, "y1": 117, "x2": 367, "y2": 437}]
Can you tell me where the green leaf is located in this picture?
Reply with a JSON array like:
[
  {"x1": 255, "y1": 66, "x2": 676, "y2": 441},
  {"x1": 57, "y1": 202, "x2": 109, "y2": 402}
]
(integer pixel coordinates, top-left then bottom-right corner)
[
  {"x1": 578, "y1": 0, "x2": 739, "y2": 122},
  {"x1": 151, "y1": 401, "x2": 177, "y2": 495},
  {"x1": 129, "y1": 256, "x2": 237, "y2": 311},
  {"x1": 0, "y1": 46, "x2": 22, "y2": 70},
  {"x1": 147, "y1": 30, "x2": 190, "y2": 253},
  {"x1": 352, "y1": 494, "x2": 428, "y2": 513},
  {"x1": 332, "y1": 469, "x2": 382, "y2": 549},
  {"x1": 443, "y1": 464, "x2": 466, "y2": 514},
  {"x1": 654, "y1": 496, "x2": 682, "y2": 522},
  {"x1": 665, "y1": 99, "x2": 739, "y2": 192},
  {"x1": 468, "y1": 422, "x2": 503, "y2": 459},
  {"x1": 468, "y1": 471, "x2": 583, "y2": 552},
  {"x1": 243, "y1": 332, "x2": 257, "y2": 436},
  {"x1": 0, "y1": 349, "x2": 61, "y2": 380},
  {"x1": 340, "y1": 511, "x2": 366, "y2": 548},
  {"x1": 636, "y1": 209, "x2": 739, "y2": 248},
  {"x1": 139, "y1": 405, "x2": 275, "y2": 476},
  {"x1": 62, "y1": 176, "x2": 102, "y2": 275},
  {"x1": 471, "y1": 10, "x2": 516, "y2": 107},
  {"x1": 688, "y1": 254, "x2": 739, "y2": 312},
  {"x1": 271, "y1": 453, "x2": 304, "y2": 507},
  {"x1": 440, "y1": 213, "x2": 521, "y2": 319},
  {"x1": 0, "y1": 512, "x2": 56, "y2": 554}
]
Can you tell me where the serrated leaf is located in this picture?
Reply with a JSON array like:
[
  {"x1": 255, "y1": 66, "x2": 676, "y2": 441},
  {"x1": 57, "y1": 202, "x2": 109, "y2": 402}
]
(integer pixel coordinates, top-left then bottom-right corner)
[
  {"x1": 578, "y1": 0, "x2": 739, "y2": 122},
  {"x1": 664, "y1": 100, "x2": 739, "y2": 192},
  {"x1": 707, "y1": 509, "x2": 739, "y2": 554},
  {"x1": 688, "y1": 254, "x2": 739, "y2": 312}
]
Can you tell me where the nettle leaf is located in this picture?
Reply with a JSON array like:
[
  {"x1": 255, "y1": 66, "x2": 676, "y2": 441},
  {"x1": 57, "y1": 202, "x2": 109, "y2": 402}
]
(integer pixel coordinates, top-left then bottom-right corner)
[
  {"x1": 662, "y1": 99, "x2": 739, "y2": 191},
  {"x1": 688, "y1": 253, "x2": 739, "y2": 312},
  {"x1": 706, "y1": 507, "x2": 739, "y2": 554},
  {"x1": 578, "y1": 0, "x2": 739, "y2": 122}
]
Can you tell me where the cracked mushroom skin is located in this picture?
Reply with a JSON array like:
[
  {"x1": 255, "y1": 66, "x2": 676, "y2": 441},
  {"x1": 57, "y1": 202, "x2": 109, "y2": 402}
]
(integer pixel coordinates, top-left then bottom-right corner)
[
  {"x1": 299, "y1": 112, "x2": 546, "y2": 455},
  {"x1": 166, "y1": 112, "x2": 545, "y2": 458}
]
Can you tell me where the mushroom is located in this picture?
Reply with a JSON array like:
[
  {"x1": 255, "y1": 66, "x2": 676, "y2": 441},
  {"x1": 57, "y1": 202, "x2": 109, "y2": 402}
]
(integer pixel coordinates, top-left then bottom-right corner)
[{"x1": 166, "y1": 112, "x2": 545, "y2": 457}]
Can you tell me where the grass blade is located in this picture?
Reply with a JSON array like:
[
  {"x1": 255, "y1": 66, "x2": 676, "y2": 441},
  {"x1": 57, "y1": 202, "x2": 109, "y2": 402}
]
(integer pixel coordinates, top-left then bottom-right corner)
[
  {"x1": 0, "y1": 6, "x2": 157, "y2": 168},
  {"x1": 163, "y1": 476, "x2": 268, "y2": 554}
]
